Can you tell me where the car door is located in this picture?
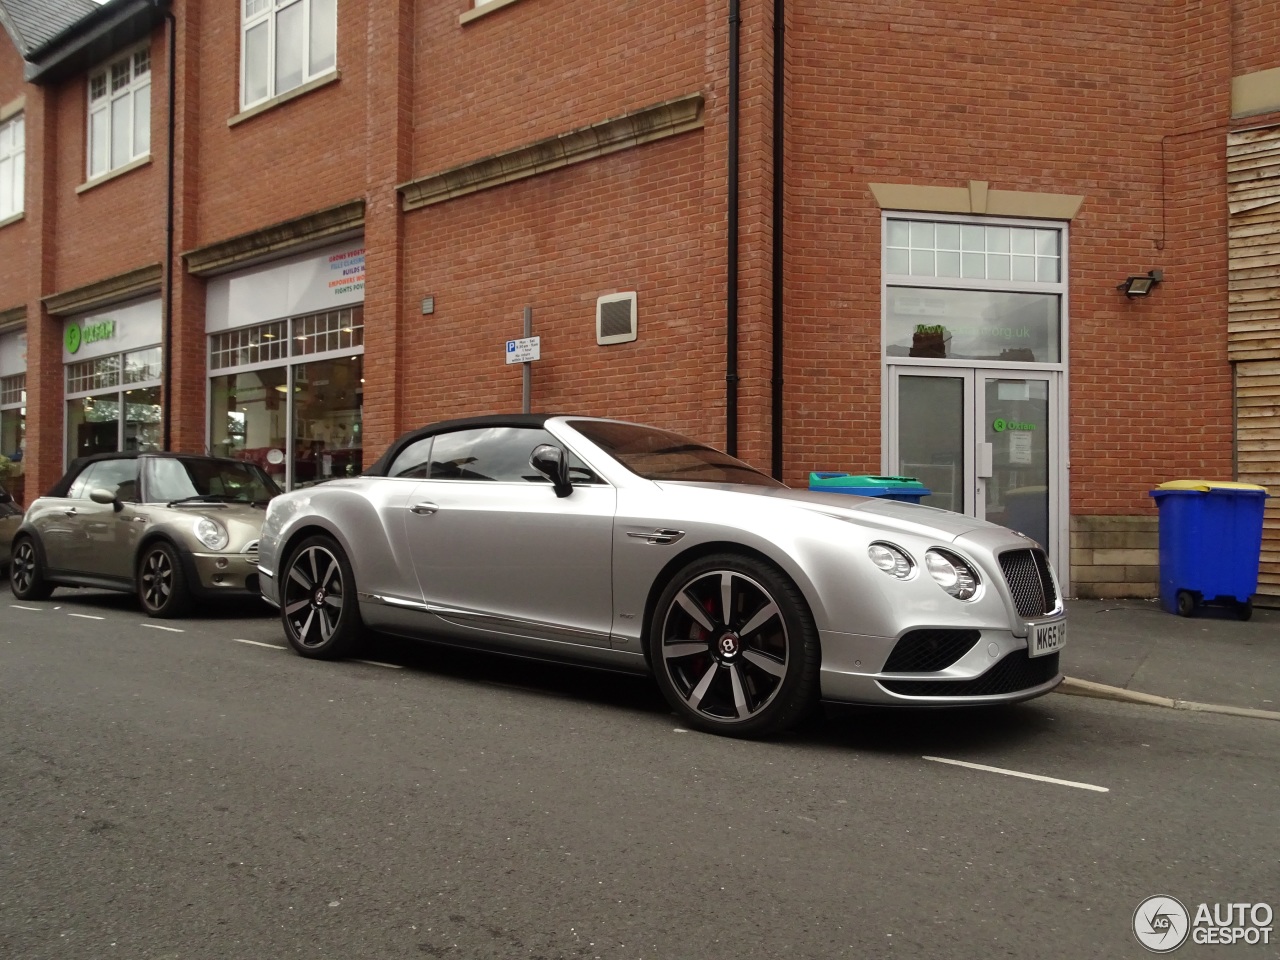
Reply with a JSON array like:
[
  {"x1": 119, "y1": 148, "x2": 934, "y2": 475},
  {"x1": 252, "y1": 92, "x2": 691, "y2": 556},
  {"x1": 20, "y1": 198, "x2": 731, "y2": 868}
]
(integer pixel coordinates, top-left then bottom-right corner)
[
  {"x1": 38, "y1": 460, "x2": 138, "y2": 578},
  {"x1": 401, "y1": 426, "x2": 616, "y2": 649}
]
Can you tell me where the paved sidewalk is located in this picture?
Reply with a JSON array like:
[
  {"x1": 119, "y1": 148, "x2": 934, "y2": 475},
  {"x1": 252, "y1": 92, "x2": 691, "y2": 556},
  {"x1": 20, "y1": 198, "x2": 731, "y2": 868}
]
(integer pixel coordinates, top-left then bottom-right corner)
[{"x1": 1058, "y1": 597, "x2": 1280, "y2": 717}]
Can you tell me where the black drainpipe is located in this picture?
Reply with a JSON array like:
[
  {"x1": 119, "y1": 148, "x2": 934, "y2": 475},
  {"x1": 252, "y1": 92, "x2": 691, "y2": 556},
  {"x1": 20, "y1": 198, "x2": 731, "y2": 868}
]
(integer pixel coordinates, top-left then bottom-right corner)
[
  {"x1": 157, "y1": 1, "x2": 176, "y2": 451},
  {"x1": 770, "y1": 0, "x2": 784, "y2": 479},
  {"x1": 726, "y1": 0, "x2": 740, "y2": 456}
]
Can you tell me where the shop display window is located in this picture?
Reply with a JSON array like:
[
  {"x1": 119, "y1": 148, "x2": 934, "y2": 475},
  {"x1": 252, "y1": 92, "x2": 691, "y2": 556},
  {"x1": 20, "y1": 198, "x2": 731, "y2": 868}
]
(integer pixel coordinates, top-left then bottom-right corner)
[{"x1": 209, "y1": 307, "x2": 363, "y2": 489}]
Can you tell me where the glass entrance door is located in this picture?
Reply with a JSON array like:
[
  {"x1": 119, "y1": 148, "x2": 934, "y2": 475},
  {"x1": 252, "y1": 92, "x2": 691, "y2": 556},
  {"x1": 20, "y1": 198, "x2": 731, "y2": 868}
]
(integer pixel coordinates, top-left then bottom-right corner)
[{"x1": 889, "y1": 367, "x2": 1064, "y2": 582}]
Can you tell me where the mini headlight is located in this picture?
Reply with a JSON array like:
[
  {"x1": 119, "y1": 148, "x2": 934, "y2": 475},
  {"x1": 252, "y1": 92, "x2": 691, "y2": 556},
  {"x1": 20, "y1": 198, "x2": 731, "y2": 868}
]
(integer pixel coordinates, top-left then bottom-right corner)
[
  {"x1": 924, "y1": 549, "x2": 980, "y2": 600},
  {"x1": 193, "y1": 516, "x2": 229, "y2": 551},
  {"x1": 868, "y1": 542, "x2": 914, "y2": 579}
]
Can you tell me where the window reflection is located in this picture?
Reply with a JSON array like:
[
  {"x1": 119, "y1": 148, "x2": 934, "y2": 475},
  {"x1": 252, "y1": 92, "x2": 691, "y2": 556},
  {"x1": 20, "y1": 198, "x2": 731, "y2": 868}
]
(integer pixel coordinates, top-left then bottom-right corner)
[{"x1": 292, "y1": 356, "x2": 362, "y2": 487}]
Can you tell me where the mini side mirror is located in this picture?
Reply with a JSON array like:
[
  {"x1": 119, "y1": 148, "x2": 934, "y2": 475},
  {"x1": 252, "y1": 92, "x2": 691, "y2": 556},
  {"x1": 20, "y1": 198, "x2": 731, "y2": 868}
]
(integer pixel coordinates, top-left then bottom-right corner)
[
  {"x1": 89, "y1": 487, "x2": 124, "y2": 512},
  {"x1": 530, "y1": 444, "x2": 572, "y2": 498}
]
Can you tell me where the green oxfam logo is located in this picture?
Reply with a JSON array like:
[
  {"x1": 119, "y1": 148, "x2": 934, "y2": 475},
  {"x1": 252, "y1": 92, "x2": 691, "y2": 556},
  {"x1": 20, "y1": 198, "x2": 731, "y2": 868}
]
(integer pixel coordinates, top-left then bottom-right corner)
[
  {"x1": 992, "y1": 418, "x2": 1035, "y2": 432},
  {"x1": 64, "y1": 319, "x2": 115, "y2": 355}
]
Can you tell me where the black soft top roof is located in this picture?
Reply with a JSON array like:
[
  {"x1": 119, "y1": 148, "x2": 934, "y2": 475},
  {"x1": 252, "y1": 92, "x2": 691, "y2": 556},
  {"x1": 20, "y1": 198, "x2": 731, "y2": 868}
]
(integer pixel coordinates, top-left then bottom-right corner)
[
  {"x1": 364, "y1": 414, "x2": 561, "y2": 477},
  {"x1": 45, "y1": 451, "x2": 262, "y2": 498}
]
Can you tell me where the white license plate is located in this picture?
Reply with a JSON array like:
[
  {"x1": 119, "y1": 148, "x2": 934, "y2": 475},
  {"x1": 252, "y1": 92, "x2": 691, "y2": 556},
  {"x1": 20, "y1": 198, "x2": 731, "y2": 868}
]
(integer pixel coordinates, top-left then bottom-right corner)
[{"x1": 1029, "y1": 620, "x2": 1066, "y2": 657}]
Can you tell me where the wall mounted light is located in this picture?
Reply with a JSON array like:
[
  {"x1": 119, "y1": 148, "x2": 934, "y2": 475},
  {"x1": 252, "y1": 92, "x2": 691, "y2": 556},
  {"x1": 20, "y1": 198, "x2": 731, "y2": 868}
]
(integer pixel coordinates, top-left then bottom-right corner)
[{"x1": 1118, "y1": 269, "x2": 1163, "y2": 298}]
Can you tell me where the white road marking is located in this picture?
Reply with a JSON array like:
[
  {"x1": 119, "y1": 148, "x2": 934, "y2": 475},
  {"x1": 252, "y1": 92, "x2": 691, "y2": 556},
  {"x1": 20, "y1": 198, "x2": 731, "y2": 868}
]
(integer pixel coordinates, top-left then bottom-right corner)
[
  {"x1": 10, "y1": 605, "x2": 42, "y2": 612},
  {"x1": 142, "y1": 624, "x2": 184, "y2": 633},
  {"x1": 233, "y1": 638, "x2": 284, "y2": 650},
  {"x1": 352, "y1": 659, "x2": 404, "y2": 670},
  {"x1": 923, "y1": 756, "x2": 1109, "y2": 793},
  {"x1": 68, "y1": 613, "x2": 104, "y2": 621}
]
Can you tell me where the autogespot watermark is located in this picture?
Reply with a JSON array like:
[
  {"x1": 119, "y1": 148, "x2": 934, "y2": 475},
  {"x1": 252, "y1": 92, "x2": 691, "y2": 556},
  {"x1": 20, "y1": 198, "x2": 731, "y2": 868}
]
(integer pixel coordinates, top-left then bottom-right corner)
[{"x1": 1133, "y1": 896, "x2": 1274, "y2": 952}]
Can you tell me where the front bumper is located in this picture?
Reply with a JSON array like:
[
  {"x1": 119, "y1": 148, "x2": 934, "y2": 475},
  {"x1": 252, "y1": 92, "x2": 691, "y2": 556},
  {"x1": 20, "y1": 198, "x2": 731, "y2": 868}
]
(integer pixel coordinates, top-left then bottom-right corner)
[
  {"x1": 186, "y1": 550, "x2": 262, "y2": 599},
  {"x1": 818, "y1": 621, "x2": 1065, "y2": 706}
]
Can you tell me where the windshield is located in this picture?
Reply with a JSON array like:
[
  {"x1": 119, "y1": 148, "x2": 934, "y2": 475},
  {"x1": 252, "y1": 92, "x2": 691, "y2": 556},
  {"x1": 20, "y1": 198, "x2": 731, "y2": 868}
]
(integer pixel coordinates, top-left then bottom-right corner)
[
  {"x1": 147, "y1": 457, "x2": 282, "y2": 504},
  {"x1": 568, "y1": 420, "x2": 784, "y2": 487}
]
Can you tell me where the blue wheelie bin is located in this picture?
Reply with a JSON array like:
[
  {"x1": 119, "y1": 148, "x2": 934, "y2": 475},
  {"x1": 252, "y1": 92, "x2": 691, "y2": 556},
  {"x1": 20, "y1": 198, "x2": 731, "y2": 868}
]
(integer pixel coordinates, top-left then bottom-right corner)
[
  {"x1": 1149, "y1": 480, "x2": 1270, "y2": 620},
  {"x1": 809, "y1": 473, "x2": 931, "y2": 504}
]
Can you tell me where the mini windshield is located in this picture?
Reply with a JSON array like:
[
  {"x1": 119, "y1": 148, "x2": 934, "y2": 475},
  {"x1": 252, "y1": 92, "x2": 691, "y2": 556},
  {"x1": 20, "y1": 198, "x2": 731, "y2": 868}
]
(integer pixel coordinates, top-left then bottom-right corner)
[
  {"x1": 568, "y1": 420, "x2": 784, "y2": 487},
  {"x1": 147, "y1": 457, "x2": 282, "y2": 504}
]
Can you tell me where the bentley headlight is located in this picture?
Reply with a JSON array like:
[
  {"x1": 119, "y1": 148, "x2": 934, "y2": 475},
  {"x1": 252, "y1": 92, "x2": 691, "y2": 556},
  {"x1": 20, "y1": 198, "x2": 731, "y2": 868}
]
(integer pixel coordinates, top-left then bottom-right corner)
[
  {"x1": 924, "y1": 549, "x2": 980, "y2": 600},
  {"x1": 193, "y1": 516, "x2": 229, "y2": 551},
  {"x1": 868, "y1": 542, "x2": 914, "y2": 579}
]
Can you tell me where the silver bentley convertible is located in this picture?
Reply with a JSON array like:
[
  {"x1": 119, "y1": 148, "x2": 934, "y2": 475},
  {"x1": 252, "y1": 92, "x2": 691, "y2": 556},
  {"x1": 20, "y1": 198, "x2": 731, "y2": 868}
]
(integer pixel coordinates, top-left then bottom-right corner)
[{"x1": 258, "y1": 415, "x2": 1065, "y2": 738}]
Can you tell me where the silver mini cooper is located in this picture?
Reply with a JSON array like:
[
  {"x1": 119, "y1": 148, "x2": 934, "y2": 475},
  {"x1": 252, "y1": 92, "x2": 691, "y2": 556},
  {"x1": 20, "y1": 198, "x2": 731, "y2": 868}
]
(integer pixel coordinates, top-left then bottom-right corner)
[{"x1": 10, "y1": 452, "x2": 279, "y2": 617}]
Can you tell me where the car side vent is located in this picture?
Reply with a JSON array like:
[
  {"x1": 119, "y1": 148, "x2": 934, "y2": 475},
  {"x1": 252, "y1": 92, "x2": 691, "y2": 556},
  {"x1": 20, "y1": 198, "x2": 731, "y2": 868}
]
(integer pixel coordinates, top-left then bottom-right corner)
[{"x1": 596, "y1": 292, "x2": 637, "y2": 345}]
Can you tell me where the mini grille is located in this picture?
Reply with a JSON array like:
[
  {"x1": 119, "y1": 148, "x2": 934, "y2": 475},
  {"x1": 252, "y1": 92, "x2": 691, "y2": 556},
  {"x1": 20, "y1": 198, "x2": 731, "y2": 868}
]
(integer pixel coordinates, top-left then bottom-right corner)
[
  {"x1": 880, "y1": 652, "x2": 1060, "y2": 698},
  {"x1": 243, "y1": 540, "x2": 260, "y2": 560},
  {"x1": 883, "y1": 629, "x2": 981, "y2": 673},
  {"x1": 999, "y1": 548, "x2": 1058, "y2": 618}
]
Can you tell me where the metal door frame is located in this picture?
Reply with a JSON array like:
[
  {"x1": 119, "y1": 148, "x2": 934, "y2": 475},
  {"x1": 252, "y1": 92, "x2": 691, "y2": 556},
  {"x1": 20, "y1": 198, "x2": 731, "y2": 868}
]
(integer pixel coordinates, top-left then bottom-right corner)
[{"x1": 886, "y1": 365, "x2": 1069, "y2": 593}]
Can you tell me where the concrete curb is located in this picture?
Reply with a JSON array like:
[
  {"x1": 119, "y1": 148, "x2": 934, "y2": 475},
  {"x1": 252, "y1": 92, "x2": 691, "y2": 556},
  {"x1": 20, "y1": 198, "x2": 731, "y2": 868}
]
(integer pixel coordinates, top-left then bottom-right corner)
[{"x1": 1056, "y1": 677, "x2": 1280, "y2": 722}]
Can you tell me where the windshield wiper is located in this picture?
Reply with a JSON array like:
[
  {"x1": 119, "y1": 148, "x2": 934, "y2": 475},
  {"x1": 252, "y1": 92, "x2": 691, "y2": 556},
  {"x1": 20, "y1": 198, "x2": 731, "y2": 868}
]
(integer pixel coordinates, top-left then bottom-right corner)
[{"x1": 166, "y1": 494, "x2": 236, "y2": 506}]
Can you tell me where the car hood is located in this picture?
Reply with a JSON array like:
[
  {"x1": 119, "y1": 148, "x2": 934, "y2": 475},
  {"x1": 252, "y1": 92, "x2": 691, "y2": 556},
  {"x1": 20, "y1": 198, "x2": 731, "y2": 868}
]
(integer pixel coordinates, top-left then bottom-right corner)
[{"x1": 654, "y1": 482, "x2": 1013, "y2": 541}]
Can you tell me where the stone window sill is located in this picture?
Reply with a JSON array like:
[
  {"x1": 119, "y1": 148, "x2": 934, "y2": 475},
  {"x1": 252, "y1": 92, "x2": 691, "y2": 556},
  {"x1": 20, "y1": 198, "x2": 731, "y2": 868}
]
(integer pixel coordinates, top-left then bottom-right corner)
[
  {"x1": 229, "y1": 70, "x2": 341, "y2": 128},
  {"x1": 460, "y1": 0, "x2": 532, "y2": 26},
  {"x1": 76, "y1": 155, "x2": 152, "y2": 194}
]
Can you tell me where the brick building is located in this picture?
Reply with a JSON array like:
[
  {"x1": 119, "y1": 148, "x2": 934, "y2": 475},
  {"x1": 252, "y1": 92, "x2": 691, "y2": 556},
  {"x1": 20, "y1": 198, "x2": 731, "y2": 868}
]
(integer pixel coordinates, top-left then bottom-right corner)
[{"x1": 0, "y1": 0, "x2": 1277, "y2": 601}]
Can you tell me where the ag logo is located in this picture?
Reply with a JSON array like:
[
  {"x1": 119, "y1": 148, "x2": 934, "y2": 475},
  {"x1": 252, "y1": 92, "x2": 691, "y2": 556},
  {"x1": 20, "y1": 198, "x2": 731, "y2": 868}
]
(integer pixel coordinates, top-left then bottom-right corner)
[
  {"x1": 1134, "y1": 895, "x2": 1190, "y2": 953},
  {"x1": 65, "y1": 322, "x2": 81, "y2": 355}
]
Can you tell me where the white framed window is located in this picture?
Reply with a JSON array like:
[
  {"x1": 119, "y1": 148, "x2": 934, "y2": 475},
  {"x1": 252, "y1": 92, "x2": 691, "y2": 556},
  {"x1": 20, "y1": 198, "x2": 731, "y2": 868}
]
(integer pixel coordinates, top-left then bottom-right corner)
[
  {"x1": 87, "y1": 47, "x2": 151, "y2": 180},
  {"x1": 241, "y1": 0, "x2": 338, "y2": 110},
  {"x1": 0, "y1": 114, "x2": 24, "y2": 219}
]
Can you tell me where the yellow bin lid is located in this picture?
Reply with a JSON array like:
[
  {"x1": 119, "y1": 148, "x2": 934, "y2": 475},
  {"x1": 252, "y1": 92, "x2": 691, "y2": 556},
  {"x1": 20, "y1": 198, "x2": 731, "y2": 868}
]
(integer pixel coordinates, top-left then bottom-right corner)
[{"x1": 1153, "y1": 479, "x2": 1269, "y2": 493}]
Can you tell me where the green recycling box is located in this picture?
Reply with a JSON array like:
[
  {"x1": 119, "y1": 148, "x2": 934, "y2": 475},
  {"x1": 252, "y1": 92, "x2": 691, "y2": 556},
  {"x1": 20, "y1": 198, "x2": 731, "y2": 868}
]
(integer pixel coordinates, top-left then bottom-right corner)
[
  {"x1": 808, "y1": 473, "x2": 931, "y2": 504},
  {"x1": 1149, "y1": 479, "x2": 1269, "y2": 620}
]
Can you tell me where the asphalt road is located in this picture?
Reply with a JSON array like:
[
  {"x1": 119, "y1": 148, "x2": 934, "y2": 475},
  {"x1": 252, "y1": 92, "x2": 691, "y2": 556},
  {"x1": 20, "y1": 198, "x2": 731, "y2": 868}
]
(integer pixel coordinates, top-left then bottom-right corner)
[{"x1": 2, "y1": 590, "x2": 1277, "y2": 960}]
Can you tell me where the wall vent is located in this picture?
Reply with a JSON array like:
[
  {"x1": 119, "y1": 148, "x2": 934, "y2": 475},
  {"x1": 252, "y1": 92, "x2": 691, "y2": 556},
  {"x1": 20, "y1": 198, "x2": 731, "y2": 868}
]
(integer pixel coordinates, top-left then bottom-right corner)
[{"x1": 596, "y1": 292, "x2": 637, "y2": 345}]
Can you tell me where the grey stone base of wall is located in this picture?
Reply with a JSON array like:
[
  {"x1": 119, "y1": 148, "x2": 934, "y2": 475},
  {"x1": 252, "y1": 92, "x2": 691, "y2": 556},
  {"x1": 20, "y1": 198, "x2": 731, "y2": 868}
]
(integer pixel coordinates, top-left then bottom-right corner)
[{"x1": 1070, "y1": 515, "x2": 1158, "y2": 599}]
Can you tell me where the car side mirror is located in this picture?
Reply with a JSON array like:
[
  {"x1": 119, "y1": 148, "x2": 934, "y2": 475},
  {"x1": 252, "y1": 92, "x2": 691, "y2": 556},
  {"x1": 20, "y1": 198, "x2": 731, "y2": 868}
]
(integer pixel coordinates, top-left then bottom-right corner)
[
  {"x1": 530, "y1": 444, "x2": 572, "y2": 498},
  {"x1": 89, "y1": 487, "x2": 124, "y2": 512}
]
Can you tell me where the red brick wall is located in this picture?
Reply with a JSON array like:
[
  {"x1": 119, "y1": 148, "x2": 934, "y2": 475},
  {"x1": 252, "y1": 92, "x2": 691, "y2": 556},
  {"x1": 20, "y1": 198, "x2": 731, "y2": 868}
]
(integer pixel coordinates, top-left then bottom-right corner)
[
  {"x1": 1232, "y1": 0, "x2": 1280, "y2": 73},
  {"x1": 398, "y1": 131, "x2": 723, "y2": 442},
  {"x1": 414, "y1": 0, "x2": 707, "y2": 174},
  {"x1": 48, "y1": 35, "x2": 165, "y2": 292},
  {"x1": 189, "y1": 0, "x2": 371, "y2": 246},
  {"x1": 781, "y1": 1, "x2": 1235, "y2": 512},
  {"x1": 0, "y1": 37, "x2": 32, "y2": 307}
]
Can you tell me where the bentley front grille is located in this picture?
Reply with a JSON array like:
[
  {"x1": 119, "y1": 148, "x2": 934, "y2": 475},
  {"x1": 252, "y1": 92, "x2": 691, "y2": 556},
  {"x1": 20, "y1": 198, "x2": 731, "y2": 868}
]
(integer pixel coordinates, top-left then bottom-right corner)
[{"x1": 999, "y1": 548, "x2": 1058, "y2": 618}]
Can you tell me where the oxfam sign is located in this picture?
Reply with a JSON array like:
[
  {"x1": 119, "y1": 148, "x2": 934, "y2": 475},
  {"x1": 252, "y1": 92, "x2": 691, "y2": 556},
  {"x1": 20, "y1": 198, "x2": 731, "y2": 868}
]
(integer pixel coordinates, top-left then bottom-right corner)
[{"x1": 65, "y1": 318, "x2": 116, "y2": 355}]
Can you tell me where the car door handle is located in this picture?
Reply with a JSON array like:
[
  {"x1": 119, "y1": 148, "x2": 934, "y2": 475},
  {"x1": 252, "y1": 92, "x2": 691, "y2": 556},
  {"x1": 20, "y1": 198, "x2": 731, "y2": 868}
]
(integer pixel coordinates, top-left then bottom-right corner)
[
  {"x1": 63, "y1": 508, "x2": 78, "y2": 517},
  {"x1": 409, "y1": 502, "x2": 439, "y2": 516},
  {"x1": 626, "y1": 528, "x2": 685, "y2": 545}
]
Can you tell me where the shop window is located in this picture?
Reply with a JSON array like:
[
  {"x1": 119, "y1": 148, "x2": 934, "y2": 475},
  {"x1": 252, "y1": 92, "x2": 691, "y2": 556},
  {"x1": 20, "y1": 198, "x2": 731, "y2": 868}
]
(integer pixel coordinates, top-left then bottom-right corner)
[
  {"x1": 883, "y1": 216, "x2": 1065, "y2": 364},
  {"x1": 87, "y1": 47, "x2": 151, "y2": 180},
  {"x1": 0, "y1": 113, "x2": 24, "y2": 219},
  {"x1": 66, "y1": 348, "x2": 162, "y2": 462},
  {"x1": 210, "y1": 307, "x2": 363, "y2": 489},
  {"x1": 0, "y1": 372, "x2": 24, "y2": 475},
  {"x1": 241, "y1": 0, "x2": 338, "y2": 110}
]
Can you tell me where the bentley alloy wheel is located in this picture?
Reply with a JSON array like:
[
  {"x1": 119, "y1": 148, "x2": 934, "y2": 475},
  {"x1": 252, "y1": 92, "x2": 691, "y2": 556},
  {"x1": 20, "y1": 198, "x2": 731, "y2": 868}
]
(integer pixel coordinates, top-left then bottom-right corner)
[
  {"x1": 650, "y1": 554, "x2": 819, "y2": 738},
  {"x1": 281, "y1": 535, "x2": 363, "y2": 658}
]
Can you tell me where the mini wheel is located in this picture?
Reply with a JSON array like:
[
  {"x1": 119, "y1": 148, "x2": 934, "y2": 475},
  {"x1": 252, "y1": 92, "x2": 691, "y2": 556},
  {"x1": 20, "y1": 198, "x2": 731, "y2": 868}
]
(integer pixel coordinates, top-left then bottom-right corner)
[
  {"x1": 1175, "y1": 590, "x2": 1197, "y2": 617},
  {"x1": 138, "y1": 541, "x2": 193, "y2": 618},
  {"x1": 10, "y1": 537, "x2": 54, "y2": 601},
  {"x1": 648, "y1": 552, "x2": 820, "y2": 739},
  {"x1": 280, "y1": 535, "x2": 363, "y2": 659}
]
